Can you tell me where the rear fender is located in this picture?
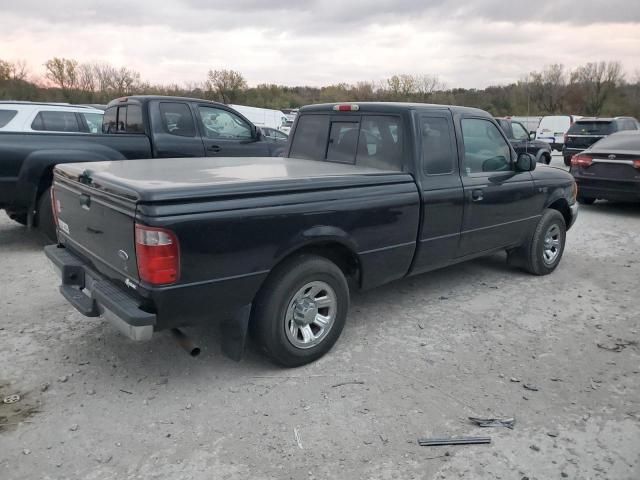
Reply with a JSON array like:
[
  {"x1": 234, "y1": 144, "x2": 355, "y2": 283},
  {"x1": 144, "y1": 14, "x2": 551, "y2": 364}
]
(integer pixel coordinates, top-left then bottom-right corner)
[{"x1": 272, "y1": 226, "x2": 360, "y2": 267}]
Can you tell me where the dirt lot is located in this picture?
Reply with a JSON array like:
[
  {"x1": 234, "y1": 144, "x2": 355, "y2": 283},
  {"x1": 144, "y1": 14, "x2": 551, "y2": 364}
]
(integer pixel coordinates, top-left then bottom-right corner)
[{"x1": 1, "y1": 169, "x2": 639, "y2": 479}]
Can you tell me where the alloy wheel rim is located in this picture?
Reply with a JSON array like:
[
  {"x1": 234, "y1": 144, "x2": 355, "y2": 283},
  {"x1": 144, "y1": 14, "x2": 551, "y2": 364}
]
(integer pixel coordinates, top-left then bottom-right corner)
[
  {"x1": 543, "y1": 224, "x2": 562, "y2": 265},
  {"x1": 284, "y1": 281, "x2": 337, "y2": 349}
]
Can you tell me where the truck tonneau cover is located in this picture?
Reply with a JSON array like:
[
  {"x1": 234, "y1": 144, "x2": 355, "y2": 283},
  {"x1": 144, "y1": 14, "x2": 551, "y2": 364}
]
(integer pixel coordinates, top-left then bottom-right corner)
[{"x1": 54, "y1": 157, "x2": 412, "y2": 203}]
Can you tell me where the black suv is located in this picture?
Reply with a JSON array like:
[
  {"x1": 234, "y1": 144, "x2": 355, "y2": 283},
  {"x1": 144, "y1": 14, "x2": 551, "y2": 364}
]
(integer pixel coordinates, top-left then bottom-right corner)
[
  {"x1": 563, "y1": 117, "x2": 639, "y2": 166},
  {"x1": 496, "y1": 118, "x2": 552, "y2": 164}
]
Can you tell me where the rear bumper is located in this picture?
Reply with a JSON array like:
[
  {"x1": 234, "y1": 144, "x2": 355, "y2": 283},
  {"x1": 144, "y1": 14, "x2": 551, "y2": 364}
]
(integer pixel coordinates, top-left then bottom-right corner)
[
  {"x1": 45, "y1": 245, "x2": 156, "y2": 341},
  {"x1": 575, "y1": 179, "x2": 640, "y2": 202}
]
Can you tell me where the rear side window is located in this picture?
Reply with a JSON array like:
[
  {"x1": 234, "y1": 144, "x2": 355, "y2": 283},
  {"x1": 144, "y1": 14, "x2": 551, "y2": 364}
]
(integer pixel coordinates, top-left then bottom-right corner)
[
  {"x1": 0, "y1": 109, "x2": 18, "y2": 128},
  {"x1": 31, "y1": 111, "x2": 81, "y2": 132},
  {"x1": 289, "y1": 115, "x2": 330, "y2": 160},
  {"x1": 356, "y1": 116, "x2": 403, "y2": 171},
  {"x1": 421, "y1": 116, "x2": 456, "y2": 175},
  {"x1": 125, "y1": 105, "x2": 144, "y2": 133},
  {"x1": 327, "y1": 122, "x2": 359, "y2": 164},
  {"x1": 568, "y1": 122, "x2": 613, "y2": 135},
  {"x1": 102, "y1": 107, "x2": 117, "y2": 133},
  {"x1": 160, "y1": 102, "x2": 196, "y2": 137}
]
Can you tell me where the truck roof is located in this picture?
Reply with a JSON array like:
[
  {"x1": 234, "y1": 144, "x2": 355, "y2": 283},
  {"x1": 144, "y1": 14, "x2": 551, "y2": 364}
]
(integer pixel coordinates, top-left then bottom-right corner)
[
  {"x1": 300, "y1": 102, "x2": 491, "y2": 117},
  {"x1": 106, "y1": 95, "x2": 227, "y2": 108}
]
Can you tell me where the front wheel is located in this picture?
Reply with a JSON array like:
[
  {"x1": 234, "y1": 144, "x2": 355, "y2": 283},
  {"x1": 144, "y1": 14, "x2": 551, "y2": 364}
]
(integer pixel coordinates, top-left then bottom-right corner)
[
  {"x1": 510, "y1": 209, "x2": 567, "y2": 276},
  {"x1": 563, "y1": 156, "x2": 572, "y2": 167},
  {"x1": 252, "y1": 254, "x2": 349, "y2": 367}
]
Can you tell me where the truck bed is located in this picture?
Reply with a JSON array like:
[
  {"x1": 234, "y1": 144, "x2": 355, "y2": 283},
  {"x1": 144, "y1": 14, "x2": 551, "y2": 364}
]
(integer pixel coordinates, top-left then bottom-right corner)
[{"x1": 54, "y1": 156, "x2": 412, "y2": 202}]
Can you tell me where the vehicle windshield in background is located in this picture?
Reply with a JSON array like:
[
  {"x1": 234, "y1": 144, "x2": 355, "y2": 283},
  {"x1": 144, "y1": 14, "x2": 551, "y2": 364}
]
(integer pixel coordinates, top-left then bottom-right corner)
[{"x1": 568, "y1": 122, "x2": 613, "y2": 135}]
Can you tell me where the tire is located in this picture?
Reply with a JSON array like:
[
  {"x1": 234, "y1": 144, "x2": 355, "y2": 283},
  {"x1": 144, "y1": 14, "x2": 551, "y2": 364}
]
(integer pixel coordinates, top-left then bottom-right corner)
[
  {"x1": 35, "y1": 187, "x2": 57, "y2": 242},
  {"x1": 252, "y1": 254, "x2": 350, "y2": 367},
  {"x1": 5, "y1": 210, "x2": 28, "y2": 226},
  {"x1": 543, "y1": 153, "x2": 551, "y2": 165},
  {"x1": 577, "y1": 196, "x2": 595, "y2": 205},
  {"x1": 511, "y1": 209, "x2": 567, "y2": 276},
  {"x1": 563, "y1": 156, "x2": 571, "y2": 167}
]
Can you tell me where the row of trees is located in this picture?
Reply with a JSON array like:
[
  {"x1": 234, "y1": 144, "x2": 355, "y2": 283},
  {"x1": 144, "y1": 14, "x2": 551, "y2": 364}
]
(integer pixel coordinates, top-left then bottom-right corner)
[{"x1": 1, "y1": 58, "x2": 638, "y2": 117}]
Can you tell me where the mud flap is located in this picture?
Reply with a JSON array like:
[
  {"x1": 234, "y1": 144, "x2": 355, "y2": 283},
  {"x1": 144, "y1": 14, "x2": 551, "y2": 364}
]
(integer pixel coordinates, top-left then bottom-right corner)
[{"x1": 220, "y1": 304, "x2": 251, "y2": 362}]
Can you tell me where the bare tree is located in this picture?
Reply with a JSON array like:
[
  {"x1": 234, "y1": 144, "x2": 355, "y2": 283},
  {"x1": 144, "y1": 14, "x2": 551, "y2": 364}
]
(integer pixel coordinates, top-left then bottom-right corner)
[
  {"x1": 206, "y1": 69, "x2": 247, "y2": 103},
  {"x1": 571, "y1": 61, "x2": 625, "y2": 115},
  {"x1": 78, "y1": 63, "x2": 97, "y2": 96},
  {"x1": 0, "y1": 60, "x2": 10, "y2": 81},
  {"x1": 44, "y1": 57, "x2": 79, "y2": 99},
  {"x1": 93, "y1": 63, "x2": 117, "y2": 94},
  {"x1": 529, "y1": 64, "x2": 567, "y2": 113},
  {"x1": 416, "y1": 74, "x2": 443, "y2": 100},
  {"x1": 112, "y1": 67, "x2": 141, "y2": 96}
]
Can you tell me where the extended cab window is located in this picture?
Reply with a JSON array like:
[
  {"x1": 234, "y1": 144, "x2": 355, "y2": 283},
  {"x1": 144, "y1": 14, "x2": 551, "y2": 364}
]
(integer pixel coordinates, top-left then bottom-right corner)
[
  {"x1": 160, "y1": 102, "x2": 196, "y2": 137},
  {"x1": 289, "y1": 115, "x2": 330, "y2": 160},
  {"x1": 125, "y1": 105, "x2": 143, "y2": 133},
  {"x1": 0, "y1": 109, "x2": 18, "y2": 128},
  {"x1": 198, "y1": 106, "x2": 252, "y2": 140},
  {"x1": 461, "y1": 118, "x2": 511, "y2": 174},
  {"x1": 356, "y1": 116, "x2": 402, "y2": 171},
  {"x1": 421, "y1": 116, "x2": 455, "y2": 175},
  {"x1": 31, "y1": 111, "x2": 81, "y2": 132}
]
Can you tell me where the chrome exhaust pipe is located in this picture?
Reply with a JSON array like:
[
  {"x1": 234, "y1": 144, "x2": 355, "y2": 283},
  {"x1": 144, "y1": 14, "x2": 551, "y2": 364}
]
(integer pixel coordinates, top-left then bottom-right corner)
[{"x1": 171, "y1": 328, "x2": 201, "y2": 357}]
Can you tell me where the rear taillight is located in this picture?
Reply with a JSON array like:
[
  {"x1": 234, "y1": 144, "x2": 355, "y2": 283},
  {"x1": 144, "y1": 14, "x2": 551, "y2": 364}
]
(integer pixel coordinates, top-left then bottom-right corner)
[
  {"x1": 50, "y1": 188, "x2": 60, "y2": 227},
  {"x1": 633, "y1": 159, "x2": 640, "y2": 169},
  {"x1": 135, "y1": 224, "x2": 180, "y2": 285},
  {"x1": 571, "y1": 154, "x2": 592, "y2": 168}
]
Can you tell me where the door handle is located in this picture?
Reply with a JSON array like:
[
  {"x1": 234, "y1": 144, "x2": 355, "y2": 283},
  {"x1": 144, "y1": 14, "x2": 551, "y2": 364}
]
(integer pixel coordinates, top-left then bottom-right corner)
[
  {"x1": 208, "y1": 145, "x2": 221, "y2": 153},
  {"x1": 471, "y1": 189, "x2": 484, "y2": 201}
]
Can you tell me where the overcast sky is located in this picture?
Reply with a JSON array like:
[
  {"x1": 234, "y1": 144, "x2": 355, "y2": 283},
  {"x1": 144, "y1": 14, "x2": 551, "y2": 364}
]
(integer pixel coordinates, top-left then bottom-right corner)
[{"x1": 2, "y1": 0, "x2": 639, "y2": 88}]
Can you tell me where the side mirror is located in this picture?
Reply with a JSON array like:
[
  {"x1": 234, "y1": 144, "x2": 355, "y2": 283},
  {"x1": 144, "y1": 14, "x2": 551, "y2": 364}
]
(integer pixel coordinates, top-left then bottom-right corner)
[
  {"x1": 529, "y1": 132, "x2": 536, "y2": 140},
  {"x1": 254, "y1": 127, "x2": 262, "y2": 141},
  {"x1": 516, "y1": 153, "x2": 536, "y2": 172}
]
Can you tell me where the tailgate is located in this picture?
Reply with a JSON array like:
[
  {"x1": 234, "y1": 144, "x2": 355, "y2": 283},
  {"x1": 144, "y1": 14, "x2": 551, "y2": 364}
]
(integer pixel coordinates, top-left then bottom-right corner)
[
  {"x1": 566, "y1": 135, "x2": 604, "y2": 150},
  {"x1": 53, "y1": 176, "x2": 139, "y2": 281}
]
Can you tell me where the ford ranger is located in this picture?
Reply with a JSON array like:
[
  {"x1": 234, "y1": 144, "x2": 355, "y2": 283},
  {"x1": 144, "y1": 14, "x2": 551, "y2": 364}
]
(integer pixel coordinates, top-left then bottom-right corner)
[{"x1": 45, "y1": 102, "x2": 578, "y2": 367}]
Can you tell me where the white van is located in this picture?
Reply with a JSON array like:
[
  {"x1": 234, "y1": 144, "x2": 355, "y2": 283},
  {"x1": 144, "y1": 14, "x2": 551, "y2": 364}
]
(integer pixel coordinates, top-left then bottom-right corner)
[
  {"x1": 230, "y1": 104, "x2": 290, "y2": 134},
  {"x1": 535, "y1": 115, "x2": 582, "y2": 152}
]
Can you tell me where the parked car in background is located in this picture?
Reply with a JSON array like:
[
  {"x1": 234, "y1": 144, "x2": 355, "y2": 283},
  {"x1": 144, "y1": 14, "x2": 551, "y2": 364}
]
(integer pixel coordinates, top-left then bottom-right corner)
[
  {"x1": 0, "y1": 102, "x2": 104, "y2": 134},
  {"x1": 563, "y1": 117, "x2": 639, "y2": 166},
  {"x1": 260, "y1": 126, "x2": 289, "y2": 142},
  {"x1": 536, "y1": 115, "x2": 582, "y2": 152},
  {"x1": 230, "y1": 104, "x2": 290, "y2": 134},
  {"x1": 570, "y1": 130, "x2": 640, "y2": 204},
  {"x1": 45, "y1": 102, "x2": 577, "y2": 367},
  {"x1": 496, "y1": 118, "x2": 552, "y2": 164},
  {"x1": 0, "y1": 96, "x2": 281, "y2": 238},
  {"x1": 509, "y1": 116, "x2": 542, "y2": 134}
]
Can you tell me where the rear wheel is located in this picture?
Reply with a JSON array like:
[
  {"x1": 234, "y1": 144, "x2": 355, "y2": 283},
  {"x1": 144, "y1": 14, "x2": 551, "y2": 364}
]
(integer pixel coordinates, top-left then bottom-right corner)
[
  {"x1": 577, "y1": 196, "x2": 595, "y2": 205},
  {"x1": 5, "y1": 210, "x2": 28, "y2": 226},
  {"x1": 563, "y1": 156, "x2": 571, "y2": 167},
  {"x1": 509, "y1": 209, "x2": 566, "y2": 276},
  {"x1": 252, "y1": 254, "x2": 349, "y2": 367},
  {"x1": 35, "y1": 187, "x2": 57, "y2": 242}
]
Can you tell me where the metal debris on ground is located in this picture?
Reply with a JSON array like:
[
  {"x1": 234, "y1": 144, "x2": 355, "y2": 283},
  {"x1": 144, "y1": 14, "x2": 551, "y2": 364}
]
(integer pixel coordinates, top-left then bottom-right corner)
[
  {"x1": 331, "y1": 380, "x2": 365, "y2": 388},
  {"x1": 418, "y1": 436, "x2": 491, "y2": 446},
  {"x1": 294, "y1": 427, "x2": 303, "y2": 449},
  {"x1": 468, "y1": 416, "x2": 515, "y2": 429},
  {"x1": 523, "y1": 384, "x2": 539, "y2": 391},
  {"x1": 3, "y1": 394, "x2": 21, "y2": 404},
  {"x1": 596, "y1": 340, "x2": 638, "y2": 353}
]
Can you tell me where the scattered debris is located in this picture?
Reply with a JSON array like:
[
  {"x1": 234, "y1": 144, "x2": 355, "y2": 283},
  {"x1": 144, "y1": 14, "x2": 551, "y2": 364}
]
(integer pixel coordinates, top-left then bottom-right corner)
[
  {"x1": 119, "y1": 389, "x2": 133, "y2": 395},
  {"x1": 331, "y1": 380, "x2": 365, "y2": 388},
  {"x1": 530, "y1": 444, "x2": 540, "y2": 452},
  {"x1": 86, "y1": 389, "x2": 96, "y2": 396},
  {"x1": 468, "y1": 417, "x2": 515, "y2": 429},
  {"x1": 523, "y1": 384, "x2": 539, "y2": 392},
  {"x1": 418, "y1": 436, "x2": 491, "y2": 446},
  {"x1": 550, "y1": 377, "x2": 562, "y2": 382},
  {"x1": 510, "y1": 377, "x2": 521, "y2": 383},
  {"x1": 547, "y1": 431, "x2": 559, "y2": 438},
  {"x1": 294, "y1": 427, "x2": 303, "y2": 449},
  {"x1": 3, "y1": 394, "x2": 21, "y2": 404},
  {"x1": 70, "y1": 424, "x2": 79, "y2": 432},
  {"x1": 40, "y1": 383, "x2": 50, "y2": 392},
  {"x1": 379, "y1": 434, "x2": 389, "y2": 445},
  {"x1": 22, "y1": 449, "x2": 31, "y2": 455},
  {"x1": 597, "y1": 340, "x2": 638, "y2": 353},
  {"x1": 57, "y1": 375, "x2": 69, "y2": 383}
]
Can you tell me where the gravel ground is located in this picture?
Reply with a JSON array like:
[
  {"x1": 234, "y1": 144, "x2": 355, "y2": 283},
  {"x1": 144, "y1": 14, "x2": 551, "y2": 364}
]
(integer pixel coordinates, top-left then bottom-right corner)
[{"x1": 1, "y1": 161, "x2": 639, "y2": 479}]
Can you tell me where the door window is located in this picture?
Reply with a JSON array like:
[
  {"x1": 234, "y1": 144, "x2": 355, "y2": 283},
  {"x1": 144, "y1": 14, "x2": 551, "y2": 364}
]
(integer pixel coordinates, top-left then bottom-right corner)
[
  {"x1": 327, "y1": 122, "x2": 359, "y2": 164},
  {"x1": 159, "y1": 102, "x2": 196, "y2": 137},
  {"x1": 31, "y1": 111, "x2": 81, "y2": 132},
  {"x1": 198, "y1": 106, "x2": 252, "y2": 140},
  {"x1": 461, "y1": 118, "x2": 512, "y2": 174},
  {"x1": 0, "y1": 109, "x2": 18, "y2": 128},
  {"x1": 81, "y1": 113, "x2": 103, "y2": 133},
  {"x1": 421, "y1": 116, "x2": 456, "y2": 175},
  {"x1": 511, "y1": 122, "x2": 529, "y2": 140},
  {"x1": 289, "y1": 114, "x2": 330, "y2": 160}
]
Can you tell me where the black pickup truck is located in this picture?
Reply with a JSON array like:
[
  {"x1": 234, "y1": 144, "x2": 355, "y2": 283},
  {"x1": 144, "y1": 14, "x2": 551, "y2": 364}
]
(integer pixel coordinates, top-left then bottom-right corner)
[
  {"x1": 45, "y1": 102, "x2": 578, "y2": 367},
  {"x1": 0, "y1": 95, "x2": 281, "y2": 238},
  {"x1": 495, "y1": 118, "x2": 553, "y2": 164}
]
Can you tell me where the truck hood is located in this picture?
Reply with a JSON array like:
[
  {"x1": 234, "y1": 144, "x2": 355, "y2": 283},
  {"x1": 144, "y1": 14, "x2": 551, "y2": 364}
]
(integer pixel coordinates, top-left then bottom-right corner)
[{"x1": 54, "y1": 157, "x2": 411, "y2": 203}]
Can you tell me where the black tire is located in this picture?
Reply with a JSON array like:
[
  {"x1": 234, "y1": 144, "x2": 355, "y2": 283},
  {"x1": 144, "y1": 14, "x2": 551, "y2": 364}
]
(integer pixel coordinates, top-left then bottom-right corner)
[
  {"x1": 5, "y1": 211, "x2": 28, "y2": 226},
  {"x1": 577, "y1": 196, "x2": 595, "y2": 205},
  {"x1": 543, "y1": 153, "x2": 551, "y2": 165},
  {"x1": 510, "y1": 209, "x2": 567, "y2": 276},
  {"x1": 563, "y1": 156, "x2": 571, "y2": 167},
  {"x1": 252, "y1": 254, "x2": 349, "y2": 367},
  {"x1": 35, "y1": 187, "x2": 57, "y2": 242}
]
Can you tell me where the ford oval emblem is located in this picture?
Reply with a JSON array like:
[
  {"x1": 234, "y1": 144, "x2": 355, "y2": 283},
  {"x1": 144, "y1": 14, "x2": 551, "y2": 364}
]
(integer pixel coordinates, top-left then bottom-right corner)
[
  {"x1": 608, "y1": 154, "x2": 616, "y2": 160},
  {"x1": 118, "y1": 249, "x2": 129, "y2": 261}
]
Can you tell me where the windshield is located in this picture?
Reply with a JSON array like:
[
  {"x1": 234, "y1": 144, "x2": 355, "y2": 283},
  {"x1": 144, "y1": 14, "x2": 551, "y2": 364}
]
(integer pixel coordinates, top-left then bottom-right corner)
[{"x1": 568, "y1": 122, "x2": 613, "y2": 136}]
